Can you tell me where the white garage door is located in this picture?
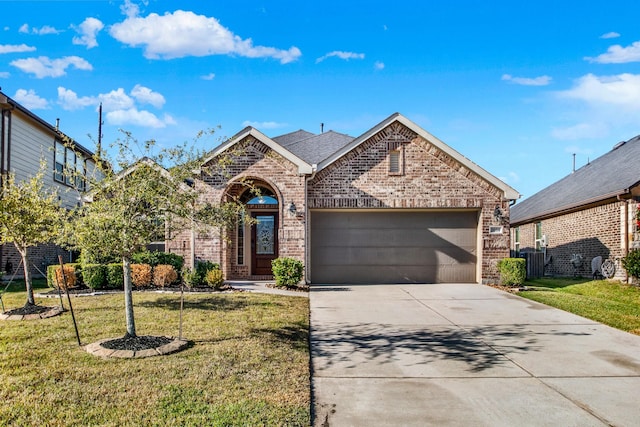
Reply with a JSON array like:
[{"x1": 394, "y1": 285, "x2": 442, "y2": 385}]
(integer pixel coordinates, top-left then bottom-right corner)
[{"x1": 310, "y1": 210, "x2": 478, "y2": 284}]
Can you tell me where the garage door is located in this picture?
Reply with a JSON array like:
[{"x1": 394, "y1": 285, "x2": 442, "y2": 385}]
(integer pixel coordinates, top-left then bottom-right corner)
[{"x1": 310, "y1": 210, "x2": 478, "y2": 284}]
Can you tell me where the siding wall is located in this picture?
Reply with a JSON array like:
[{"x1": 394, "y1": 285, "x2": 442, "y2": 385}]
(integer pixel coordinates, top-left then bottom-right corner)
[{"x1": 1, "y1": 107, "x2": 93, "y2": 278}]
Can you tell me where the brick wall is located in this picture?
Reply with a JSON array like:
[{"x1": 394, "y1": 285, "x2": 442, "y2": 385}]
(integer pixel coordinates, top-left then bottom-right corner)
[
  {"x1": 513, "y1": 200, "x2": 634, "y2": 278},
  {"x1": 167, "y1": 122, "x2": 512, "y2": 283},
  {"x1": 1, "y1": 243, "x2": 75, "y2": 279},
  {"x1": 309, "y1": 122, "x2": 510, "y2": 283}
]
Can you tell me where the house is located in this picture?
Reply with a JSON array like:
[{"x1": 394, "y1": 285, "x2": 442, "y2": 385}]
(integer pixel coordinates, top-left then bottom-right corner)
[
  {"x1": 510, "y1": 135, "x2": 640, "y2": 280},
  {"x1": 0, "y1": 90, "x2": 97, "y2": 278},
  {"x1": 167, "y1": 113, "x2": 519, "y2": 284}
]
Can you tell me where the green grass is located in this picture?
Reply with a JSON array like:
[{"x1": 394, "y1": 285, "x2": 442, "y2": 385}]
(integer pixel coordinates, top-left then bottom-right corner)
[
  {"x1": 0, "y1": 288, "x2": 310, "y2": 426},
  {"x1": 519, "y1": 278, "x2": 640, "y2": 335}
]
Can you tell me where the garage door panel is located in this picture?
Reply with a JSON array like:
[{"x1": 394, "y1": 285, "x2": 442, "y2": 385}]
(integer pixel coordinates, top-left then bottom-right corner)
[{"x1": 311, "y1": 211, "x2": 478, "y2": 284}]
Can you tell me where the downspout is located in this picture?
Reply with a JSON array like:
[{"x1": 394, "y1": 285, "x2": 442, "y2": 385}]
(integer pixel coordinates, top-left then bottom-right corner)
[
  {"x1": 618, "y1": 194, "x2": 630, "y2": 282},
  {"x1": 304, "y1": 164, "x2": 317, "y2": 284}
]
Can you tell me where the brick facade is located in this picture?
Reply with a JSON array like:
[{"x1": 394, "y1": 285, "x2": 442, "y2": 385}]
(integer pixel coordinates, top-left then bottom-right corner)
[
  {"x1": 167, "y1": 120, "x2": 513, "y2": 284},
  {"x1": 513, "y1": 200, "x2": 638, "y2": 279}
]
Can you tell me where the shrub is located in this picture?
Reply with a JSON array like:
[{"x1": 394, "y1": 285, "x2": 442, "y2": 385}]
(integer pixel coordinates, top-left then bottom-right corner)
[
  {"x1": 51, "y1": 265, "x2": 77, "y2": 289},
  {"x1": 132, "y1": 251, "x2": 184, "y2": 272},
  {"x1": 182, "y1": 260, "x2": 219, "y2": 287},
  {"x1": 497, "y1": 258, "x2": 526, "y2": 286},
  {"x1": 106, "y1": 263, "x2": 124, "y2": 289},
  {"x1": 153, "y1": 264, "x2": 178, "y2": 287},
  {"x1": 622, "y1": 249, "x2": 640, "y2": 279},
  {"x1": 271, "y1": 257, "x2": 304, "y2": 287},
  {"x1": 204, "y1": 268, "x2": 225, "y2": 289},
  {"x1": 82, "y1": 264, "x2": 107, "y2": 290},
  {"x1": 131, "y1": 263, "x2": 153, "y2": 287},
  {"x1": 46, "y1": 265, "x2": 57, "y2": 288}
]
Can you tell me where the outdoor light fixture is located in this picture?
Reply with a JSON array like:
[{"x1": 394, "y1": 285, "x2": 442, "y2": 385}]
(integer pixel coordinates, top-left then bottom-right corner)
[
  {"x1": 288, "y1": 201, "x2": 297, "y2": 217},
  {"x1": 493, "y1": 205, "x2": 504, "y2": 223}
]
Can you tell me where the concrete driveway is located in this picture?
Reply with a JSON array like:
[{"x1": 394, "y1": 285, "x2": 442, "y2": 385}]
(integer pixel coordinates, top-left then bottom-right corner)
[{"x1": 310, "y1": 284, "x2": 640, "y2": 426}]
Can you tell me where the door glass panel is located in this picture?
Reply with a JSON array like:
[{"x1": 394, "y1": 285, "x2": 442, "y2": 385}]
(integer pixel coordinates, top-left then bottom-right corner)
[{"x1": 256, "y1": 215, "x2": 275, "y2": 255}]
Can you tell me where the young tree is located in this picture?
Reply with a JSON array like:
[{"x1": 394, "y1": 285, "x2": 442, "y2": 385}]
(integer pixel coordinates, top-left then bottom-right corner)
[
  {"x1": 0, "y1": 168, "x2": 66, "y2": 306},
  {"x1": 69, "y1": 132, "x2": 242, "y2": 338}
]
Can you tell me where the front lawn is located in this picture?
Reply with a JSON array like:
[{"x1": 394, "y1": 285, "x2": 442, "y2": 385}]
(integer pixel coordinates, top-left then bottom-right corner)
[
  {"x1": 519, "y1": 278, "x2": 640, "y2": 335},
  {"x1": 0, "y1": 286, "x2": 310, "y2": 426}
]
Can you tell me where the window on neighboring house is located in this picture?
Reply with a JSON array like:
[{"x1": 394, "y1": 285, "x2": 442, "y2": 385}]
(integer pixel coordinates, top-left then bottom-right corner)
[
  {"x1": 535, "y1": 222, "x2": 542, "y2": 251},
  {"x1": 514, "y1": 226, "x2": 520, "y2": 256},
  {"x1": 54, "y1": 140, "x2": 89, "y2": 190},
  {"x1": 54, "y1": 141, "x2": 65, "y2": 183}
]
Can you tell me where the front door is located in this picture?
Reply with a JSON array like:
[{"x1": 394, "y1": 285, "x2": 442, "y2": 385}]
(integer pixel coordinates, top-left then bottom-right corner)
[{"x1": 251, "y1": 213, "x2": 278, "y2": 275}]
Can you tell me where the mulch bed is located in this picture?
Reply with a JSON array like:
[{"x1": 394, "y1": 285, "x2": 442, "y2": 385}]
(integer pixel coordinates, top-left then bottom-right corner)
[
  {"x1": 100, "y1": 335, "x2": 174, "y2": 351},
  {"x1": 41, "y1": 284, "x2": 239, "y2": 296},
  {"x1": 3, "y1": 304, "x2": 55, "y2": 316},
  {"x1": 265, "y1": 283, "x2": 309, "y2": 292}
]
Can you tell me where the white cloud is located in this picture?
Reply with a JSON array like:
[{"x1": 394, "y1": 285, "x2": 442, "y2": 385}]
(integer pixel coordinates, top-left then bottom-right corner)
[
  {"x1": 558, "y1": 73, "x2": 640, "y2": 111},
  {"x1": 501, "y1": 74, "x2": 552, "y2": 86},
  {"x1": 13, "y1": 89, "x2": 49, "y2": 109},
  {"x1": 201, "y1": 72, "x2": 216, "y2": 80},
  {"x1": 10, "y1": 56, "x2": 92, "y2": 78},
  {"x1": 106, "y1": 108, "x2": 167, "y2": 128},
  {"x1": 242, "y1": 120, "x2": 287, "y2": 129},
  {"x1": 551, "y1": 122, "x2": 609, "y2": 141},
  {"x1": 499, "y1": 171, "x2": 520, "y2": 184},
  {"x1": 586, "y1": 40, "x2": 640, "y2": 63},
  {"x1": 0, "y1": 71, "x2": 9, "y2": 78},
  {"x1": 131, "y1": 84, "x2": 165, "y2": 108},
  {"x1": 0, "y1": 44, "x2": 36, "y2": 54},
  {"x1": 316, "y1": 51, "x2": 365, "y2": 63},
  {"x1": 374, "y1": 61, "x2": 385, "y2": 70},
  {"x1": 57, "y1": 87, "x2": 97, "y2": 111},
  {"x1": 600, "y1": 31, "x2": 620, "y2": 39},
  {"x1": 109, "y1": 9, "x2": 301, "y2": 63},
  {"x1": 19, "y1": 24, "x2": 62, "y2": 35},
  {"x1": 72, "y1": 17, "x2": 104, "y2": 48},
  {"x1": 98, "y1": 88, "x2": 135, "y2": 111}
]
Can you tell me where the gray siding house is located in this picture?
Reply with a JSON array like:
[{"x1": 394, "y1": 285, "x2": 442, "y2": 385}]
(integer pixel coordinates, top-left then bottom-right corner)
[
  {"x1": 510, "y1": 135, "x2": 640, "y2": 280},
  {"x1": 1, "y1": 90, "x2": 97, "y2": 278}
]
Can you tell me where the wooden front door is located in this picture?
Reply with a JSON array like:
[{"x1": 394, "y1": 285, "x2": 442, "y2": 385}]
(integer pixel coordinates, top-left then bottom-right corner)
[{"x1": 251, "y1": 213, "x2": 278, "y2": 275}]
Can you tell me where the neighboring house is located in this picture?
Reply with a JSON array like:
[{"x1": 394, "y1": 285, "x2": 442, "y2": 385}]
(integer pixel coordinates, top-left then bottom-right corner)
[
  {"x1": 167, "y1": 113, "x2": 520, "y2": 284},
  {"x1": 510, "y1": 135, "x2": 640, "y2": 280},
  {"x1": 0, "y1": 90, "x2": 97, "y2": 278}
]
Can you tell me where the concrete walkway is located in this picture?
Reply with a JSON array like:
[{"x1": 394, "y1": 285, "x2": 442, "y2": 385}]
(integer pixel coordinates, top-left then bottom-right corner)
[{"x1": 310, "y1": 284, "x2": 640, "y2": 426}]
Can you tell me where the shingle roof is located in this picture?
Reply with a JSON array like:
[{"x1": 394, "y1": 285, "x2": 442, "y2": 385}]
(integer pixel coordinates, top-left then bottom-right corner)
[
  {"x1": 511, "y1": 134, "x2": 640, "y2": 224},
  {"x1": 273, "y1": 130, "x2": 355, "y2": 165}
]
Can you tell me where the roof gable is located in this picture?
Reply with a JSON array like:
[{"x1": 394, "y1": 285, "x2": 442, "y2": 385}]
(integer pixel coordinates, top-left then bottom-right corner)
[
  {"x1": 317, "y1": 113, "x2": 520, "y2": 200},
  {"x1": 511, "y1": 135, "x2": 640, "y2": 224},
  {"x1": 202, "y1": 126, "x2": 313, "y2": 175}
]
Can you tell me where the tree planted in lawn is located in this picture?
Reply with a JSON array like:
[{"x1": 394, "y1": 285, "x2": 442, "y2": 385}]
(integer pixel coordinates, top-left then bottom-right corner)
[
  {"x1": 0, "y1": 167, "x2": 66, "y2": 306},
  {"x1": 69, "y1": 131, "x2": 243, "y2": 338}
]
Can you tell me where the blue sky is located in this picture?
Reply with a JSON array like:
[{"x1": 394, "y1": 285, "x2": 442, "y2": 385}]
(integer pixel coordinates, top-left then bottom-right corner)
[{"x1": 2, "y1": 0, "x2": 640, "y2": 200}]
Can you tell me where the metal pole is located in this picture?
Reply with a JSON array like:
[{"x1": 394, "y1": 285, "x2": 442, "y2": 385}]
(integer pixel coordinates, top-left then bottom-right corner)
[
  {"x1": 179, "y1": 281, "x2": 184, "y2": 340},
  {"x1": 58, "y1": 256, "x2": 81, "y2": 346}
]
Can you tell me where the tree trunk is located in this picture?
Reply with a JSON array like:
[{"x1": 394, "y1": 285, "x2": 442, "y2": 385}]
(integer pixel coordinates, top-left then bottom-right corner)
[
  {"x1": 18, "y1": 247, "x2": 34, "y2": 306},
  {"x1": 122, "y1": 257, "x2": 136, "y2": 337}
]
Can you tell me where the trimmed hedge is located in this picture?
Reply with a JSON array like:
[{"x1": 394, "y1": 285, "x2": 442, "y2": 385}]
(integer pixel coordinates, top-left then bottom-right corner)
[
  {"x1": 204, "y1": 268, "x2": 225, "y2": 289},
  {"x1": 132, "y1": 251, "x2": 184, "y2": 272},
  {"x1": 47, "y1": 264, "x2": 80, "y2": 289},
  {"x1": 106, "y1": 263, "x2": 124, "y2": 289},
  {"x1": 182, "y1": 260, "x2": 219, "y2": 288},
  {"x1": 131, "y1": 263, "x2": 153, "y2": 287},
  {"x1": 153, "y1": 264, "x2": 178, "y2": 287},
  {"x1": 271, "y1": 257, "x2": 304, "y2": 287},
  {"x1": 497, "y1": 258, "x2": 526, "y2": 286},
  {"x1": 82, "y1": 264, "x2": 107, "y2": 289}
]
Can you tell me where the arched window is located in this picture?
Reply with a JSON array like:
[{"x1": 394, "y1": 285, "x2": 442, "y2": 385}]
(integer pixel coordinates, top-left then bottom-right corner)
[{"x1": 240, "y1": 187, "x2": 278, "y2": 206}]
